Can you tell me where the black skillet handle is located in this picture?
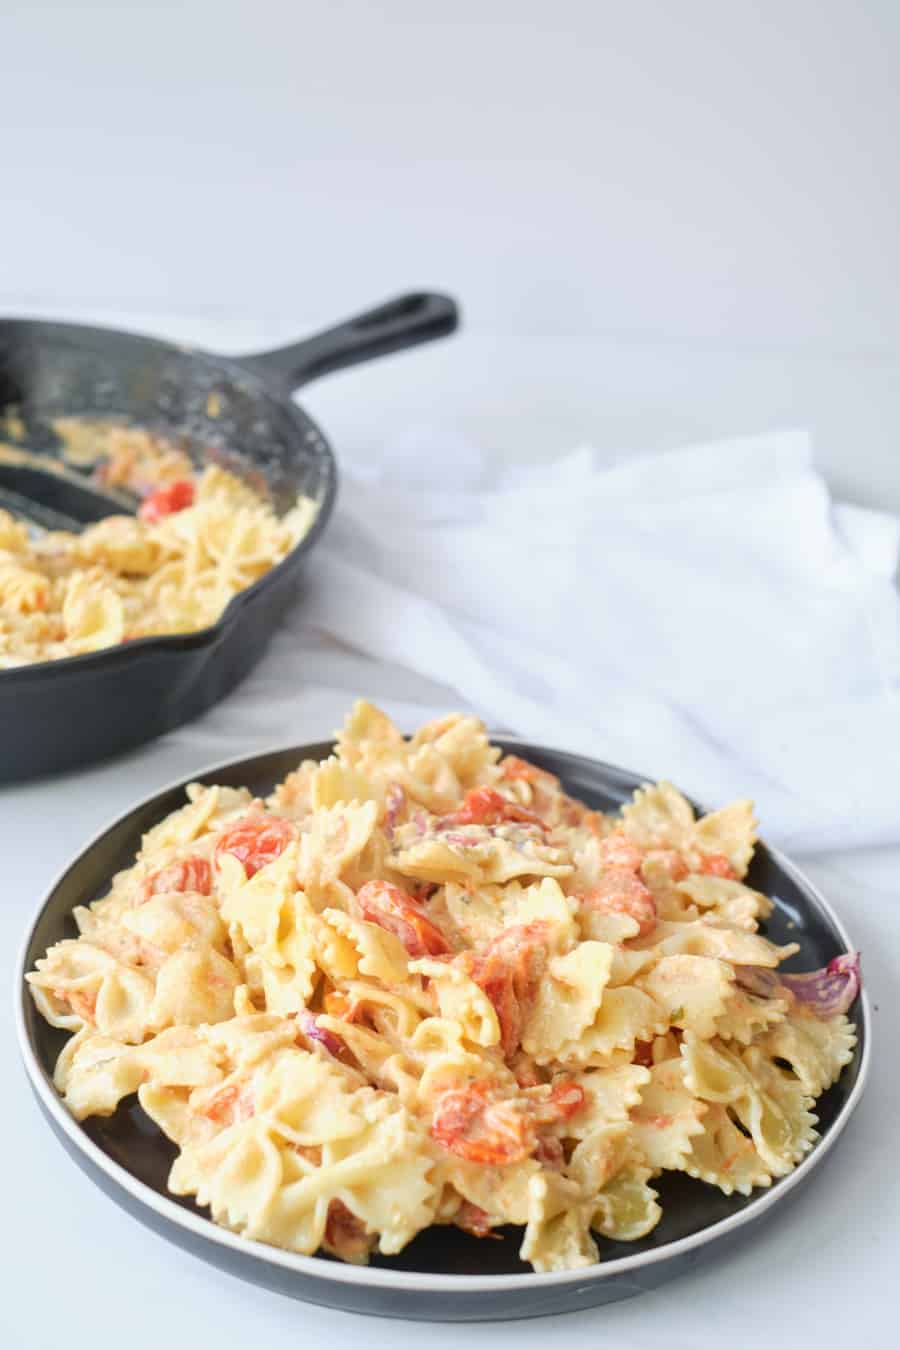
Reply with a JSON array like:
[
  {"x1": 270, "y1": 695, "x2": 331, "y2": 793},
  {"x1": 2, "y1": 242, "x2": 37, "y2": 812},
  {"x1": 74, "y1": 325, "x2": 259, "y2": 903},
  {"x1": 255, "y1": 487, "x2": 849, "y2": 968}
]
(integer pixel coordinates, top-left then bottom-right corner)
[{"x1": 236, "y1": 292, "x2": 459, "y2": 393}]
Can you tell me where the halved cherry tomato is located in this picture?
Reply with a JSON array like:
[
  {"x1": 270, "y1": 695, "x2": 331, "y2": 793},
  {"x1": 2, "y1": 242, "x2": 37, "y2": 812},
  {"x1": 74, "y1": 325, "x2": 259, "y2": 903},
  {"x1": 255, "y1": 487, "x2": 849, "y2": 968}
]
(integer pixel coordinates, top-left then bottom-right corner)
[
  {"x1": 583, "y1": 871, "x2": 657, "y2": 937},
  {"x1": 443, "y1": 787, "x2": 546, "y2": 830},
  {"x1": 696, "y1": 851, "x2": 737, "y2": 880},
  {"x1": 138, "y1": 855, "x2": 212, "y2": 903},
  {"x1": 431, "y1": 1082, "x2": 535, "y2": 1165},
  {"x1": 356, "y1": 880, "x2": 449, "y2": 957},
  {"x1": 215, "y1": 813, "x2": 295, "y2": 878},
  {"x1": 463, "y1": 922, "x2": 549, "y2": 1058},
  {"x1": 138, "y1": 478, "x2": 195, "y2": 523}
]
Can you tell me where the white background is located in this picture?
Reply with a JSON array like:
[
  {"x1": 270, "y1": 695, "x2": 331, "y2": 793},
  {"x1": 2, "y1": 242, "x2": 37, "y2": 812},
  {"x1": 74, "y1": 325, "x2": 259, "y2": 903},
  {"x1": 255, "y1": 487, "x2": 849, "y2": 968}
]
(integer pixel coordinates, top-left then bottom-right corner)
[
  {"x1": 2, "y1": 0, "x2": 900, "y2": 508},
  {"x1": 1, "y1": 2, "x2": 898, "y2": 1347}
]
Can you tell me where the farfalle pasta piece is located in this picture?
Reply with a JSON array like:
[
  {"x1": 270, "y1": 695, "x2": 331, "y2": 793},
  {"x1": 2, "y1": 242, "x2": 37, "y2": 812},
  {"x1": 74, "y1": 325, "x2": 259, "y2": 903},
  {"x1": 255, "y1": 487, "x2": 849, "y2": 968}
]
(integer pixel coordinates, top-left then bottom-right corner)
[
  {"x1": 675, "y1": 875, "x2": 772, "y2": 931},
  {"x1": 715, "y1": 982, "x2": 790, "y2": 1045},
  {"x1": 680, "y1": 1103, "x2": 774, "y2": 1196},
  {"x1": 622, "y1": 782, "x2": 757, "y2": 879},
  {"x1": 636, "y1": 954, "x2": 735, "y2": 1039},
  {"x1": 220, "y1": 844, "x2": 318, "y2": 1014},
  {"x1": 633, "y1": 918, "x2": 798, "y2": 968},
  {"x1": 392, "y1": 823, "x2": 572, "y2": 888},
  {"x1": 755, "y1": 1011, "x2": 857, "y2": 1096},
  {"x1": 681, "y1": 1034, "x2": 817, "y2": 1179},
  {"x1": 522, "y1": 942, "x2": 613, "y2": 1058},
  {"x1": 321, "y1": 908, "x2": 412, "y2": 987},
  {"x1": 520, "y1": 1172, "x2": 598, "y2": 1272},
  {"x1": 61, "y1": 571, "x2": 124, "y2": 653},
  {"x1": 548, "y1": 987, "x2": 668, "y2": 1068},
  {"x1": 411, "y1": 958, "x2": 501, "y2": 1048},
  {"x1": 629, "y1": 1056, "x2": 707, "y2": 1170},
  {"x1": 298, "y1": 800, "x2": 379, "y2": 908}
]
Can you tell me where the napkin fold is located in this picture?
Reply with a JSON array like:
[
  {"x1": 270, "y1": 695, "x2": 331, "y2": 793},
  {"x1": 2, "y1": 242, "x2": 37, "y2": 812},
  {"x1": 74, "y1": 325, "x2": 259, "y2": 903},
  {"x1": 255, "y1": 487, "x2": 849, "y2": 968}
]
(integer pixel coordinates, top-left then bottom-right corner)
[{"x1": 293, "y1": 428, "x2": 900, "y2": 855}]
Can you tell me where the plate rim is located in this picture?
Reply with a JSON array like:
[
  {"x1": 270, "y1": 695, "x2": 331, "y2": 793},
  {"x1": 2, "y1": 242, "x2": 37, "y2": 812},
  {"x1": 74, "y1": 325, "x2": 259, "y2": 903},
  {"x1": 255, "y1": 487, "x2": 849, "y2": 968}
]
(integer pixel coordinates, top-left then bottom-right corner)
[{"x1": 14, "y1": 735, "x2": 872, "y2": 1295}]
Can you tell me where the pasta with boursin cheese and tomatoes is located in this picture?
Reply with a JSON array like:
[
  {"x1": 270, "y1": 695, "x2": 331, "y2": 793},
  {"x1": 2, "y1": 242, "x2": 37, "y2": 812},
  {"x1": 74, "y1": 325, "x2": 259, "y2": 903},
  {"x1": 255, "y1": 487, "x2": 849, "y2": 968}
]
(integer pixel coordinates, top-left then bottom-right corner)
[
  {"x1": 0, "y1": 426, "x2": 316, "y2": 667},
  {"x1": 27, "y1": 703, "x2": 860, "y2": 1272}
]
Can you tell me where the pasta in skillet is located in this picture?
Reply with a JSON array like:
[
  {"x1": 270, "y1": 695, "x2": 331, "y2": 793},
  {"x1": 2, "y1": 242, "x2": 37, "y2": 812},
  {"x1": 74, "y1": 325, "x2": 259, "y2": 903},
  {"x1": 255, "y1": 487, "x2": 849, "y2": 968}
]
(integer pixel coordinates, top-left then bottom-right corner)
[
  {"x1": 0, "y1": 426, "x2": 316, "y2": 667},
  {"x1": 27, "y1": 703, "x2": 861, "y2": 1271}
]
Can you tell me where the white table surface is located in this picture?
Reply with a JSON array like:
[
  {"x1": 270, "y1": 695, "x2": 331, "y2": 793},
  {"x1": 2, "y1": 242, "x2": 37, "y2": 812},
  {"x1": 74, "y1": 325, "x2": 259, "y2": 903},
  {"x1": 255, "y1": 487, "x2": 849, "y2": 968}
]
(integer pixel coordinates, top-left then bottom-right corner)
[{"x1": 1, "y1": 314, "x2": 896, "y2": 1349}]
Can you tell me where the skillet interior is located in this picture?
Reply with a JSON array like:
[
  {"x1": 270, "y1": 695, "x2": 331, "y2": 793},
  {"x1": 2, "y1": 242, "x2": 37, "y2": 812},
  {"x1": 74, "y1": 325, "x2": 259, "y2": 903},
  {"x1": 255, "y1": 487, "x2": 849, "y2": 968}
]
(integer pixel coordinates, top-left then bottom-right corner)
[{"x1": 20, "y1": 739, "x2": 866, "y2": 1284}]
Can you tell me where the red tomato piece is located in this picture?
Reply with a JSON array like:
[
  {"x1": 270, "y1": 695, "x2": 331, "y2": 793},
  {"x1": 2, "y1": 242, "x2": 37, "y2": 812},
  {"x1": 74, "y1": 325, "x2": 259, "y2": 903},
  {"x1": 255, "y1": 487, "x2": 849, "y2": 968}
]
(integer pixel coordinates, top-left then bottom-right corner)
[
  {"x1": 138, "y1": 478, "x2": 196, "y2": 523},
  {"x1": 544, "y1": 1080, "x2": 586, "y2": 1122},
  {"x1": 597, "y1": 830, "x2": 644, "y2": 872},
  {"x1": 138, "y1": 856, "x2": 212, "y2": 903},
  {"x1": 356, "y1": 880, "x2": 450, "y2": 957},
  {"x1": 583, "y1": 871, "x2": 657, "y2": 937},
  {"x1": 431, "y1": 1082, "x2": 535, "y2": 1165},
  {"x1": 633, "y1": 1039, "x2": 655, "y2": 1068},
  {"x1": 696, "y1": 852, "x2": 737, "y2": 880},
  {"x1": 200, "y1": 1081, "x2": 254, "y2": 1125},
  {"x1": 464, "y1": 922, "x2": 550, "y2": 1058},
  {"x1": 444, "y1": 787, "x2": 546, "y2": 830},
  {"x1": 215, "y1": 814, "x2": 295, "y2": 879}
]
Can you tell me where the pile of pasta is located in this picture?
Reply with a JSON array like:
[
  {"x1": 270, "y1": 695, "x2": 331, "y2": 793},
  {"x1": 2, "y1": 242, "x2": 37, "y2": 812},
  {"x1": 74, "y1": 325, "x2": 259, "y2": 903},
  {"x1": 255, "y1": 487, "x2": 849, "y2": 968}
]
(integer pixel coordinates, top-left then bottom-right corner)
[
  {"x1": 27, "y1": 703, "x2": 860, "y2": 1272},
  {"x1": 0, "y1": 432, "x2": 315, "y2": 667}
]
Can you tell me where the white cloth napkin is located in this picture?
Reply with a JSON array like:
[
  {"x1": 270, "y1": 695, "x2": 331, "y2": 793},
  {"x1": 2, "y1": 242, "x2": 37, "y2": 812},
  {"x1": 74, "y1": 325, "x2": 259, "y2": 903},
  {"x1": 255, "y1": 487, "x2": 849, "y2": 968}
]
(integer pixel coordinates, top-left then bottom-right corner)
[{"x1": 282, "y1": 428, "x2": 900, "y2": 855}]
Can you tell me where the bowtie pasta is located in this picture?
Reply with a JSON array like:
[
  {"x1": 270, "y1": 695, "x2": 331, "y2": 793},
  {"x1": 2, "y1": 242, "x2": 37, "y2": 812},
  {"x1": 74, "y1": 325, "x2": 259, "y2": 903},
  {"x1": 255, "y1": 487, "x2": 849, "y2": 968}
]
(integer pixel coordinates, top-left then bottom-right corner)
[
  {"x1": 0, "y1": 427, "x2": 316, "y2": 667},
  {"x1": 27, "y1": 702, "x2": 861, "y2": 1272}
]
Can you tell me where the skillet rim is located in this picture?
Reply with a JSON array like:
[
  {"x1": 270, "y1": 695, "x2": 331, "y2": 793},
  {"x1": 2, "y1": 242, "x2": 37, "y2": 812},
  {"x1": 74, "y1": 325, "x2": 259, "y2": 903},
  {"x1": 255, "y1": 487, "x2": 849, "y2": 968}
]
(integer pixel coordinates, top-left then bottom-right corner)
[{"x1": 0, "y1": 316, "x2": 338, "y2": 682}]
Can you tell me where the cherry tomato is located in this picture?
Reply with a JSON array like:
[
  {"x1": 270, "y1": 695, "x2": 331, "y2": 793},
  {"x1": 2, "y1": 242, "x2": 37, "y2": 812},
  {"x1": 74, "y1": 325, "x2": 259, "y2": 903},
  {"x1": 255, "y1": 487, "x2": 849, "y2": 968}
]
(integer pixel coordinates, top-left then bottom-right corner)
[
  {"x1": 138, "y1": 856, "x2": 212, "y2": 903},
  {"x1": 215, "y1": 813, "x2": 295, "y2": 878},
  {"x1": 696, "y1": 851, "x2": 737, "y2": 880},
  {"x1": 431, "y1": 1082, "x2": 534, "y2": 1165},
  {"x1": 583, "y1": 871, "x2": 657, "y2": 937},
  {"x1": 444, "y1": 787, "x2": 546, "y2": 830},
  {"x1": 138, "y1": 478, "x2": 196, "y2": 523},
  {"x1": 464, "y1": 922, "x2": 549, "y2": 1058},
  {"x1": 356, "y1": 880, "x2": 450, "y2": 957}
]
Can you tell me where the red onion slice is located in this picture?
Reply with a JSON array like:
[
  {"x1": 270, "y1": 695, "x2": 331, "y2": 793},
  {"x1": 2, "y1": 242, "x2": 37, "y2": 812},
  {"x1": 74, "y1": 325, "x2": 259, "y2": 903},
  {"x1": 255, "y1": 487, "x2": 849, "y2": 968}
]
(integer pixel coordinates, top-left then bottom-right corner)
[
  {"x1": 735, "y1": 953, "x2": 861, "y2": 1018},
  {"x1": 780, "y1": 952, "x2": 861, "y2": 1018}
]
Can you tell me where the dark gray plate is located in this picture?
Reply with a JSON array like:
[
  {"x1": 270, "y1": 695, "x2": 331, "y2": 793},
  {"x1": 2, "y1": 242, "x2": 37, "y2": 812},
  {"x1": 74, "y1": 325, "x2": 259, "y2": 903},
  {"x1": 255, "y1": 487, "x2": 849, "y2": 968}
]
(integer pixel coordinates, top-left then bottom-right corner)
[{"x1": 15, "y1": 739, "x2": 869, "y2": 1321}]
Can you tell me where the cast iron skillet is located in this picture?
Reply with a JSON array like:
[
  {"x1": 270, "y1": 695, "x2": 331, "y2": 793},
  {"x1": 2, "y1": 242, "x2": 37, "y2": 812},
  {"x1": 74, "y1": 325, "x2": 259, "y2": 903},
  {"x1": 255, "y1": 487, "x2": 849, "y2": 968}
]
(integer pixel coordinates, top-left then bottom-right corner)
[
  {"x1": 0, "y1": 292, "x2": 458, "y2": 781},
  {"x1": 15, "y1": 738, "x2": 869, "y2": 1322}
]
